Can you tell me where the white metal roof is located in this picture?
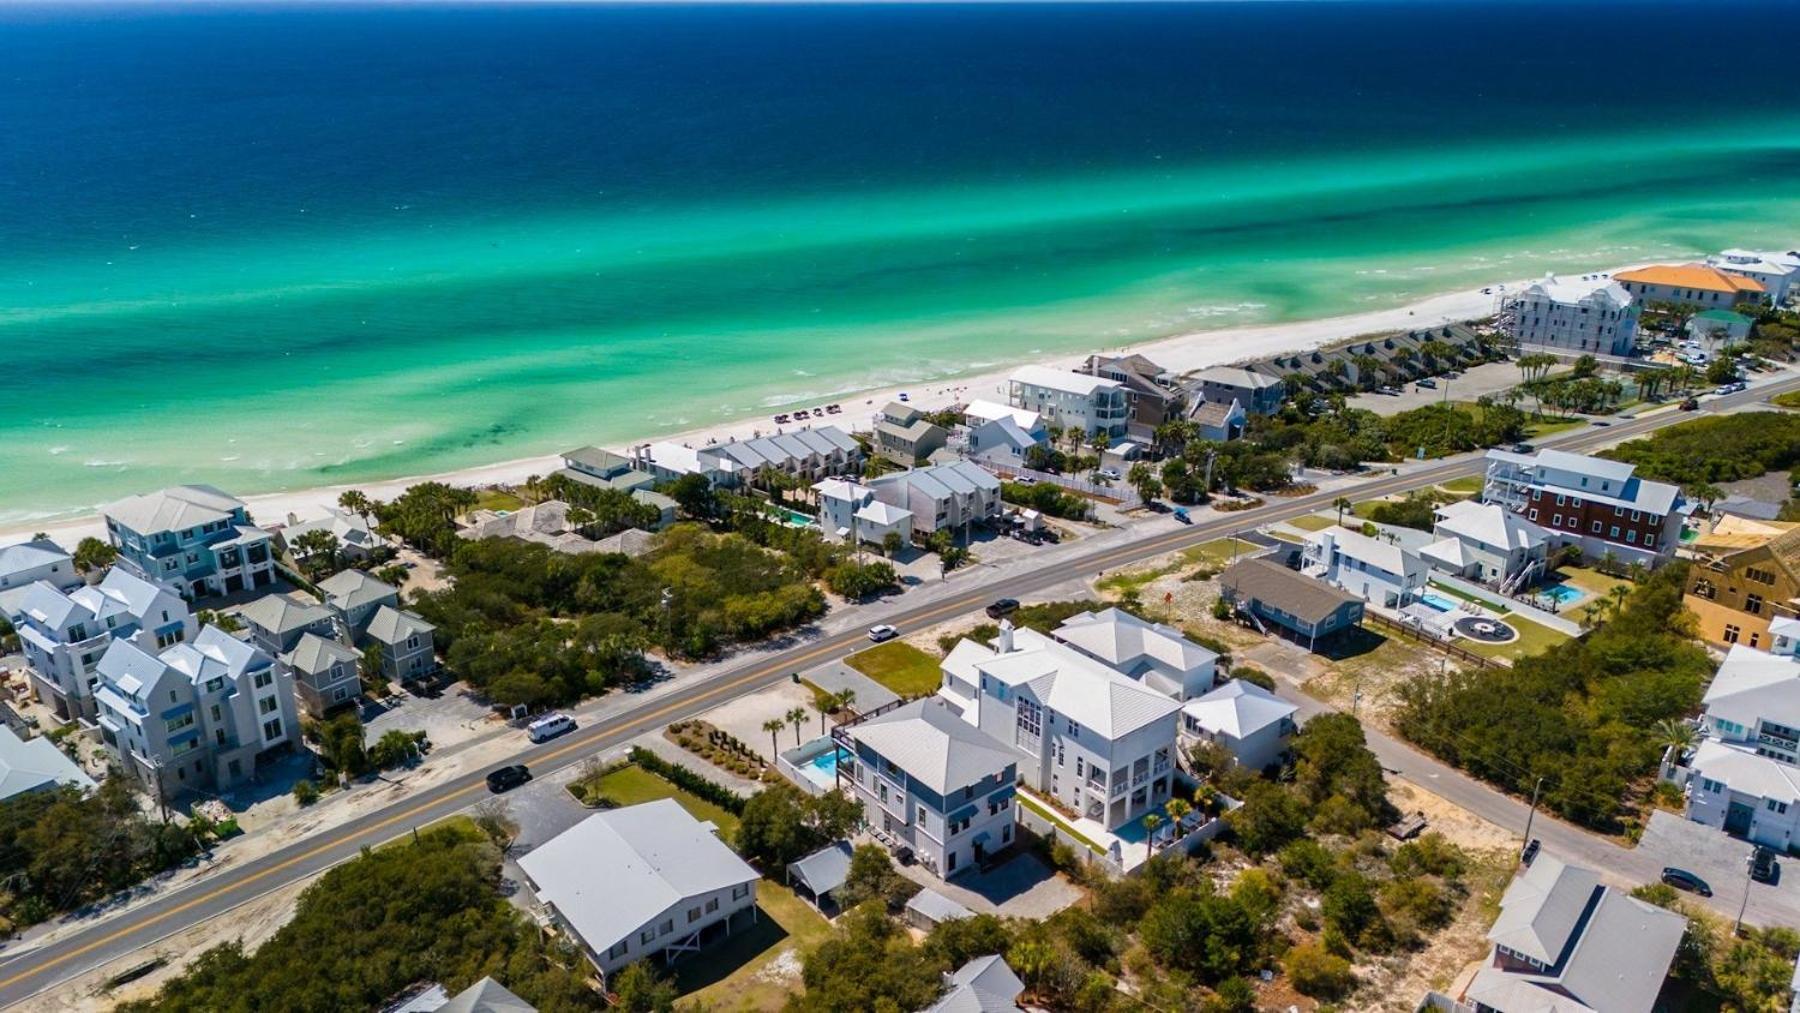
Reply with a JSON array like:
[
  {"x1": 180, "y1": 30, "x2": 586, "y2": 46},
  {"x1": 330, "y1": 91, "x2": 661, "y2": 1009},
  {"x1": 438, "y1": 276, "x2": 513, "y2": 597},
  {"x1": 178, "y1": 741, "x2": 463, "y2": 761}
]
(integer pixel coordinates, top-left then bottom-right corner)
[
  {"x1": 848, "y1": 698, "x2": 1015, "y2": 794},
  {"x1": 1180, "y1": 679, "x2": 1297, "y2": 739},
  {"x1": 1433, "y1": 499, "x2": 1550, "y2": 552},
  {"x1": 518, "y1": 799, "x2": 757, "y2": 957},
  {"x1": 1487, "y1": 856, "x2": 1603, "y2": 965},
  {"x1": 974, "y1": 637, "x2": 1181, "y2": 739},
  {"x1": 0, "y1": 726, "x2": 96, "y2": 801},
  {"x1": 1703, "y1": 645, "x2": 1800, "y2": 731},
  {"x1": 1053, "y1": 608, "x2": 1217, "y2": 687},
  {"x1": 964, "y1": 399, "x2": 1043, "y2": 431},
  {"x1": 1009, "y1": 364, "x2": 1120, "y2": 397},
  {"x1": 0, "y1": 539, "x2": 70, "y2": 579},
  {"x1": 1690, "y1": 738, "x2": 1800, "y2": 806}
]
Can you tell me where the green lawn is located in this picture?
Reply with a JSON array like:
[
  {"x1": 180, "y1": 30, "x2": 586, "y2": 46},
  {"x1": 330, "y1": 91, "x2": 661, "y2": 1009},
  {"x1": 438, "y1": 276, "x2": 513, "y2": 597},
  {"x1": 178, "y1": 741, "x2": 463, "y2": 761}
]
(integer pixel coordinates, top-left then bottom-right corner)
[
  {"x1": 1438, "y1": 475, "x2": 1484, "y2": 495},
  {"x1": 1184, "y1": 537, "x2": 1264, "y2": 567},
  {"x1": 576, "y1": 764, "x2": 742, "y2": 843},
  {"x1": 1773, "y1": 390, "x2": 1800, "y2": 409},
  {"x1": 378, "y1": 814, "x2": 483, "y2": 851},
  {"x1": 680, "y1": 880, "x2": 832, "y2": 1010},
  {"x1": 1016, "y1": 791, "x2": 1105, "y2": 855},
  {"x1": 1552, "y1": 566, "x2": 1633, "y2": 627},
  {"x1": 1460, "y1": 615, "x2": 1572, "y2": 662},
  {"x1": 845, "y1": 640, "x2": 943, "y2": 698},
  {"x1": 471, "y1": 488, "x2": 525, "y2": 512},
  {"x1": 1522, "y1": 416, "x2": 1588, "y2": 439},
  {"x1": 1285, "y1": 513, "x2": 1337, "y2": 532},
  {"x1": 1097, "y1": 561, "x2": 1183, "y2": 594}
]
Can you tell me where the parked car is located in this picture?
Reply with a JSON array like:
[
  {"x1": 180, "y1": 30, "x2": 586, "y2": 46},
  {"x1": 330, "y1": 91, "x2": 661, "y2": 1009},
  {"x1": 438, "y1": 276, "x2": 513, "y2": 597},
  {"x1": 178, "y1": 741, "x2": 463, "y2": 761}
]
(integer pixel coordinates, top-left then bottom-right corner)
[
  {"x1": 867, "y1": 624, "x2": 899, "y2": 643},
  {"x1": 1173, "y1": 507, "x2": 1191, "y2": 524},
  {"x1": 1509, "y1": 442, "x2": 1534, "y2": 454},
  {"x1": 1590, "y1": 419, "x2": 1610, "y2": 427},
  {"x1": 1416, "y1": 378, "x2": 1437, "y2": 389},
  {"x1": 1098, "y1": 467, "x2": 1121, "y2": 481},
  {"x1": 1660, "y1": 867, "x2": 1712, "y2": 896},
  {"x1": 1013, "y1": 475, "x2": 1036, "y2": 485},
  {"x1": 1680, "y1": 397, "x2": 1700, "y2": 411},
  {"x1": 1751, "y1": 846, "x2": 1779, "y2": 884},
  {"x1": 1521, "y1": 838, "x2": 1541, "y2": 865},
  {"x1": 527, "y1": 712, "x2": 576, "y2": 743},
  {"x1": 486, "y1": 764, "x2": 532, "y2": 793},
  {"x1": 985, "y1": 598, "x2": 1020, "y2": 619},
  {"x1": 1378, "y1": 385, "x2": 1402, "y2": 395}
]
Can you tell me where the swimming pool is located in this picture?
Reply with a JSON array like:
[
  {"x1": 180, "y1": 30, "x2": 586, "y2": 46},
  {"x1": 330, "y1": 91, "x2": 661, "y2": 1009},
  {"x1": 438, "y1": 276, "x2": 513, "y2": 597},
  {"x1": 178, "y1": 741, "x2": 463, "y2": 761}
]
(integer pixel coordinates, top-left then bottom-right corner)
[
  {"x1": 800, "y1": 748, "x2": 841, "y2": 790},
  {"x1": 1419, "y1": 592, "x2": 1461, "y2": 612},
  {"x1": 1540, "y1": 583, "x2": 1587, "y2": 606}
]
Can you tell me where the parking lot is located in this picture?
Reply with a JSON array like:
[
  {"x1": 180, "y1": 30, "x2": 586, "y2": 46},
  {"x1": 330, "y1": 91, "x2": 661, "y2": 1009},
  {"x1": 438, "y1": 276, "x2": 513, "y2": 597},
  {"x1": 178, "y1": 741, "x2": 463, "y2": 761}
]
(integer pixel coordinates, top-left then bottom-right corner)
[{"x1": 1636, "y1": 811, "x2": 1800, "y2": 927}]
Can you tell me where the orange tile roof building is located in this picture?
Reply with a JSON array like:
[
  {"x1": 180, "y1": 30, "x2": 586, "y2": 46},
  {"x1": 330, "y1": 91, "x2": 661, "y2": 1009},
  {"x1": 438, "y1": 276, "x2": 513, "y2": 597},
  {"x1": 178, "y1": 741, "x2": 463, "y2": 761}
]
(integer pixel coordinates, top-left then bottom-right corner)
[{"x1": 1614, "y1": 263, "x2": 1766, "y2": 309}]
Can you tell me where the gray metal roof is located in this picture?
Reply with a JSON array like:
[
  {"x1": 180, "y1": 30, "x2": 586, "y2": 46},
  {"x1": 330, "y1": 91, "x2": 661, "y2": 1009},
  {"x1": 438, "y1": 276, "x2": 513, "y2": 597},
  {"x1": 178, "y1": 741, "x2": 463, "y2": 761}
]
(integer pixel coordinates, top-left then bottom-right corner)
[
  {"x1": 239, "y1": 593, "x2": 333, "y2": 635},
  {"x1": 280, "y1": 633, "x2": 361, "y2": 675},
  {"x1": 1219, "y1": 557, "x2": 1359, "y2": 625},
  {"x1": 316, "y1": 568, "x2": 400, "y2": 610},
  {"x1": 367, "y1": 605, "x2": 434, "y2": 644},
  {"x1": 847, "y1": 698, "x2": 1015, "y2": 795},
  {"x1": 0, "y1": 726, "x2": 96, "y2": 801},
  {"x1": 102, "y1": 484, "x2": 246, "y2": 534},
  {"x1": 789, "y1": 840, "x2": 854, "y2": 898},
  {"x1": 517, "y1": 799, "x2": 757, "y2": 958},
  {"x1": 437, "y1": 977, "x2": 537, "y2": 1013},
  {"x1": 904, "y1": 887, "x2": 972, "y2": 924},
  {"x1": 925, "y1": 955, "x2": 1024, "y2": 1013}
]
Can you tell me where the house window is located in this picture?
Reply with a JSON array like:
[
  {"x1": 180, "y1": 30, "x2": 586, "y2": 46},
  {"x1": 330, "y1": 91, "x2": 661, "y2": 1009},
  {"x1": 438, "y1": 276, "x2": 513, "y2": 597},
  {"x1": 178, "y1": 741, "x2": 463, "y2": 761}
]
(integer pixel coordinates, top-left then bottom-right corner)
[
  {"x1": 1016, "y1": 699, "x2": 1042, "y2": 738},
  {"x1": 1747, "y1": 594, "x2": 1765, "y2": 616},
  {"x1": 1591, "y1": 520, "x2": 1602, "y2": 533},
  {"x1": 254, "y1": 671, "x2": 273, "y2": 690},
  {"x1": 706, "y1": 897, "x2": 719, "y2": 913},
  {"x1": 687, "y1": 906, "x2": 702, "y2": 923},
  {"x1": 608, "y1": 940, "x2": 629, "y2": 960},
  {"x1": 1528, "y1": 509, "x2": 1539, "y2": 521},
  {"x1": 660, "y1": 919, "x2": 674, "y2": 936},
  {"x1": 732, "y1": 883, "x2": 750, "y2": 900},
  {"x1": 1610, "y1": 526, "x2": 1620, "y2": 538},
  {"x1": 1746, "y1": 567, "x2": 1776, "y2": 585},
  {"x1": 258, "y1": 696, "x2": 278, "y2": 715},
  {"x1": 1768, "y1": 799, "x2": 1789, "y2": 815},
  {"x1": 1644, "y1": 534, "x2": 1654, "y2": 548},
  {"x1": 262, "y1": 717, "x2": 284, "y2": 740},
  {"x1": 640, "y1": 928, "x2": 655, "y2": 944},
  {"x1": 1724, "y1": 625, "x2": 1741, "y2": 644}
]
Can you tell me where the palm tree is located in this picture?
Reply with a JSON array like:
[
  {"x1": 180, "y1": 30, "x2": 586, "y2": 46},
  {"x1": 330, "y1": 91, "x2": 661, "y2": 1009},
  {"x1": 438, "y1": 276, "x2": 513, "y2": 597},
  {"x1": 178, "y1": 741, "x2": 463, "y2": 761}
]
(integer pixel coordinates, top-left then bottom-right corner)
[
  {"x1": 1165, "y1": 798, "x2": 1193, "y2": 833},
  {"x1": 787, "y1": 706, "x2": 808, "y2": 746},
  {"x1": 1333, "y1": 496, "x2": 1352, "y2": 527},
  {"x1": 762, "y1": 718, "x2": 785, "y2": 759},
  {"x1": 1007, "y1": 940, "x2": 1054, "y2": 1002},
  {"x1": 337, "y1": 489, "x2": 375, "y2": 526},
  {"x1": 1685, "y1": 482, "x2": 1723, "y2": 514},
  {"x1": 72, "y1": 536, "x2": 117, "y2": 574},
  {"x1": 1653, "y1": 718, "x2": 1697, "y2": 754},
  {"x1": 1142, "y1": 812, "x2": 1163, "y2": 852}
]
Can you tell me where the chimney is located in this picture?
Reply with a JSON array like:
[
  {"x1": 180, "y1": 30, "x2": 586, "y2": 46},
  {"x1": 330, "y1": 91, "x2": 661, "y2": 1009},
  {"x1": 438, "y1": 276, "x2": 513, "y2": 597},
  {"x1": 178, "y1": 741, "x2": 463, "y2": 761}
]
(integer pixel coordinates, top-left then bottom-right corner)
[
  {"x1": 997, "y1": 618, "x2": 1015, "y2": 654},
  {"x1": 286, "y1": 512, "x2": 299, "y2": 526}
]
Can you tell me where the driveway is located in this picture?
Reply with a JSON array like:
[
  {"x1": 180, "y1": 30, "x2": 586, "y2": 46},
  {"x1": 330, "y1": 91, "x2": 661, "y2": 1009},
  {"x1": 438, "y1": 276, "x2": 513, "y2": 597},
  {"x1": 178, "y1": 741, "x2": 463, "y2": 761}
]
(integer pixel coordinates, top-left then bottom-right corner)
[{"x1": 1636, "y1": 811, "x2": 1800, "y2": 926}]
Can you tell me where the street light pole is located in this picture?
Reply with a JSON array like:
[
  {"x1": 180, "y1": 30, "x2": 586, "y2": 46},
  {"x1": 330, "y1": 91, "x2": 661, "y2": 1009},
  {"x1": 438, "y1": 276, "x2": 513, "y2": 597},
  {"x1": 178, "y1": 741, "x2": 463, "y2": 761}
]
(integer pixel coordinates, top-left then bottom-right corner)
[
  {"x1": 1735, "y1": 847, "x2": 1754, "y2": 936},
  {"x1": 1521, "y1": 775, "x2": 1546, "y2": 859}
]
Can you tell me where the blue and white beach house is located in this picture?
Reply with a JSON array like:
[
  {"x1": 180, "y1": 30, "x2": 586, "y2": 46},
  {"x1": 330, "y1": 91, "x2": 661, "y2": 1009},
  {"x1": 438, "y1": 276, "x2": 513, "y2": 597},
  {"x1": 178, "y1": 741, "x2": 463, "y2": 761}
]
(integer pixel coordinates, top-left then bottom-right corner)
[{"x1": 102, "y1": 486, "x2": 277, "y2": 600}]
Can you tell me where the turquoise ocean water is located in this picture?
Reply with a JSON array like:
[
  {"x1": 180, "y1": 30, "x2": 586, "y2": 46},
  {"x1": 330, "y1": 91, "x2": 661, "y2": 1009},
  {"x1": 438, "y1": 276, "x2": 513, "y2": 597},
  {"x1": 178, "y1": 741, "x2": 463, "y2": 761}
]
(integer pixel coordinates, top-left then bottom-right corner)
[{"x1": 4, "y1": 1, "x2": 1799, "y2": 524}]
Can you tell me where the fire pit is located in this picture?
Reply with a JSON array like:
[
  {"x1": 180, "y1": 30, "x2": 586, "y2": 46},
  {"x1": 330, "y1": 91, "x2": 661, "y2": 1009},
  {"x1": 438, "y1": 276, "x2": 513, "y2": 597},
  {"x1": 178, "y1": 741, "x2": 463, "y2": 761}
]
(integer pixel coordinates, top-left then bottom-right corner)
[{"x1": 1453, "y1": 615, "x2": 1517, "y2": 644}]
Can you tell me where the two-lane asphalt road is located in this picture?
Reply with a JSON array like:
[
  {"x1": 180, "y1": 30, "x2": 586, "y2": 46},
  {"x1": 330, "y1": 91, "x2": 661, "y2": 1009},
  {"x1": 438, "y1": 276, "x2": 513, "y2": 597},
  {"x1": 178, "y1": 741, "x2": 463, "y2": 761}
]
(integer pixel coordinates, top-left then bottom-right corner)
[{"x1": 3, "y1": 376, "x2": 1794, "y2": 1007}]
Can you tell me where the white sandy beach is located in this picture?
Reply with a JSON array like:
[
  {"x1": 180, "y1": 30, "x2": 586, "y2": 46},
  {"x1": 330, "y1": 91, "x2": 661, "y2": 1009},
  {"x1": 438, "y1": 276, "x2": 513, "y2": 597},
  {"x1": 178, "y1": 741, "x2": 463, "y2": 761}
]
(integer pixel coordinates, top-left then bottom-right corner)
[{"x1": 0, "y1": 270, "x2": 1561, "y2": 550}]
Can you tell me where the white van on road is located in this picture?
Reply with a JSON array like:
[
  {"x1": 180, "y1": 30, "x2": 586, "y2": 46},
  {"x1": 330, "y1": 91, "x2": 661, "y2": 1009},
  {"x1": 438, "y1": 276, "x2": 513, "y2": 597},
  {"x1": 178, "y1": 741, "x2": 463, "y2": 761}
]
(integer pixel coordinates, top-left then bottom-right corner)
[{"x1": 527, "y1": 712, "x2": 577, "y2": 743}]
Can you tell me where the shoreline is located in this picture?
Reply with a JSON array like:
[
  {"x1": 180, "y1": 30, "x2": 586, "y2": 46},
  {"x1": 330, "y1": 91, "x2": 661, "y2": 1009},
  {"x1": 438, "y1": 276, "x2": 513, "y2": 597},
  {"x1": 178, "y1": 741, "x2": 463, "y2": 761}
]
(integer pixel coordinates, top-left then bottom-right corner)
[{"x1": 0, "y1": 266, "x2": 1604, "y2": 550}]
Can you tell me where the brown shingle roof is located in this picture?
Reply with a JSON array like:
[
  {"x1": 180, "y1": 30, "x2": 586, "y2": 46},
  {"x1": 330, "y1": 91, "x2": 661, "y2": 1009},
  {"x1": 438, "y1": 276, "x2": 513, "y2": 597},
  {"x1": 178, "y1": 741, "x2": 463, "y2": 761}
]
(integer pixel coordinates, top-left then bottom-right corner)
[{"x1": 1219, "y1": 557, "x2": 1359, "y2": 625}]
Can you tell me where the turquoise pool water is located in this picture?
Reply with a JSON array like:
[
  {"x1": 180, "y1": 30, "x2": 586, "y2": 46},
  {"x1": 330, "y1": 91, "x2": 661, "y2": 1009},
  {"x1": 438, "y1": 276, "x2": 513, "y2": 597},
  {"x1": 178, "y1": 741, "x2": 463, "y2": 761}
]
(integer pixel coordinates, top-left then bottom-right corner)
[
  {"x1": 1541, "y1": 584, "x2": 1587, "y2": 605},
  {"x1": 1420, "y1": 592, "x2": 1461, "y2": 612},
  {"x1": 800, "y1": 749, "x2": 840, "y2": 790}
]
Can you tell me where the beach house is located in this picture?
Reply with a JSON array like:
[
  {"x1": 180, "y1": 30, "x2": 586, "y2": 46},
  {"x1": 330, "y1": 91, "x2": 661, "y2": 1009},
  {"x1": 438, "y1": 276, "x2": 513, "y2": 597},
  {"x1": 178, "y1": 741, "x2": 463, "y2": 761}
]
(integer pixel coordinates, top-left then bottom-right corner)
[
  {"x1": 1006, "y1": 365, "x2": 1129, "y2": 439},
  {"x1": 1300, "y1": 525, "x2": 1429, "y2": 609},
  {"x1": 316, "y1": 568, "x2": 402, "y2": 644},
  {"x1": 1447, "y1": 856, "x2": 1684, "y2": 1013},
  {"x1": 938, "y1": 624, "x2": 1181, "y2": 830},
  {"x1": 238, "y1": 592, "x2": 337, "y2": 657},
  {"x1": 1190, "y1": 398, "x2": 1247, "y2": 443},
  {"x1": 628, "y1": 425, "x2": 862, "y2": 489},
  {"x1": 865, "y1": 461, "x2": 1002, "y2": 539},
  {"x1": 1504, "y1": 274, "x2": 1639, "y2": 355},
  {"x1": 1050, "y1": 607, "x2": 1219, "y2": 700},
  {"x1": 279, "y1": 633, "x2": 364, "y2": 719},
  {"x1": 1683, "y1": 517, "x2": 1800, "y2": 650},
  {"x1": 1707, "y1": 248, "x2": 1800, "y2": 305},
  {"x1": 1482, "y1": 448, "x2": 1686, "y2": 569},
  {"x1": 0, "y1": 726, "x2": 96, "y2": 802},
  {"x1": 814, "y1": 477, "x2": 915, "y2": 549},
  {"x1": 1216, "y1": 557, "x2": 1365, "y2": 652},
  {"x1": 837, "y1": 697, "x2": 1018, "y2": 879},
  {"x1": 1613, "y1": 263, "x2": 1766, "y2": 309},
  {"x1": 366, "y1": 606, "x2": 437, "y2": 683},
  {"x1": 102, "y1": 485, "x2": 277, "y2": 600},
  {"x1": 517, "y1": 799, "x2": 759, "y2": 983},
  {"x1": 872, "y1": 402, "x2": 948, "y2": 465},
  {"x1": 0, "y1": 539, "x2": 80, "y2": 594},
  {"x1": 1662, "y1": 634, "x2": 1800, "y2": 850},
  {"x1": 1192, "y1": 365, "x2": 1285, "y2": 415},
  {"x1": 1083, "y1": 352, "x2": 1183, "y2": 434},
  {"x1": 1179, "y1": 679, "x2": 1299, "y2": 773},
  {"x1": 1424, "y1": 499, "x2": 1552, "y2": 588},
  {"x1": 15, "y1": 568, "x2": 195, "y2": 724},
  {"x1": 923, "y1": 956, "x2": 1026, "y2": 1013},
  {"x1": 95, "y1": 625, "x2": 298, "y2": 797},
  {"x1": 278, "y1": 507, "x2": 383, "y2": 565}
]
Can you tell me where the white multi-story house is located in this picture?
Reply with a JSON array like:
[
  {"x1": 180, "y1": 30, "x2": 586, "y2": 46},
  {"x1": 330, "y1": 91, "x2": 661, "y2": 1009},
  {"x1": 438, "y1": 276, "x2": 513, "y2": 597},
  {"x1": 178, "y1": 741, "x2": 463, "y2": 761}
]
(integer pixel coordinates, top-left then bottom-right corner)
[
  {"x1": 1707, "y1": 248, "x2": 1800, "y2": 305},
  {"x1": 0, "y1": 539, "x2": 81, "y2": 594},
  {"x1": 838, "y1": 698, "x2": 1018, "y2": 879},
  {"x1": 518, "y1": 799, "x2": 759, "y2": 983},
  {"x1": 939, "y1": 624, "x2": 1180, "y2": 830},
  {"x1": 278, "y1": 507, "x2": 383, "y2": 565},
  {"x1": 628, "y1": 425, "x2": 862, "y2": 488},
  {"x1": 1301, "y1": 525, "x2": 1429, "y2": 608},
  {"x1": 1452, "y1": 856, "x2": 1684, "y2": 1013},
  {"x1": 366, "y1": 606, "x2": 437, "y2": 683},
  {"x1": 95, "y1": 625, "x2": 298, "y2": 796},
  {"x1": 814, "y1": 478, "x2": 915, "y2": 549},
  {"x1": 866, "y1": 461, "x2": 1002, "y2": 539},
  {"x1": 1483, "y1": 448, "x2": 1687, "y2": 569},
  {"x1": 1179, "y1": 679, "x2": 1300, "y2": 773},
  {"x1": 1424, "y1": 499, "x2": 1552, "y2": 589},
  {"x1": 102, "y1": 485, "x2": 277, "y2": 600},
  {"x1": 1052, "y1": 608, "x2": 1218, "y2": 701},
  {"x1": 14, "y1": 569, "x2": 194, "y2": 724},
  {"x1": 1006, "y1": 365, "x2": 1129, "y2": 439},
  {"x1": 957, "y1": 401, "x2": 1047, "y2": 468},
  {"x1": 1504, "y1": 274, "x2": 1639, "y2": 355}
]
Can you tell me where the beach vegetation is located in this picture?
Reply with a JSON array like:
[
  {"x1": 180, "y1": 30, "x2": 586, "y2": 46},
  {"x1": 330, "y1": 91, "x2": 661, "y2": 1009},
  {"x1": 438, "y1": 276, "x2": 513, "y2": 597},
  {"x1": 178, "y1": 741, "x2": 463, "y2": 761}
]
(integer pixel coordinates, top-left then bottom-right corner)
[
  {"x1": 1602, "y1": 411, "x2": 1800, "y2": 485},
  {"x1": 1395, "y1": 563, "x2": 1709, "y2": 831},
  {"x1": 372, "y1": 482, "x2": 478, "y2": 558},
  {"x1": 72, "y1": 535, "x2": 117, "y2": 573},
  {"x1": 824, "y1": 559, "x2": 900, "y2": 600},
  {"x1": 0, "y1": 777, "x2": 205, "y2": 930},
  {"x1": 1001, "y1": 480, "x2": 1092, "y2": 519},
  {"x1": 114, "y1": 824, "x2": 600, "y2": 1012}
]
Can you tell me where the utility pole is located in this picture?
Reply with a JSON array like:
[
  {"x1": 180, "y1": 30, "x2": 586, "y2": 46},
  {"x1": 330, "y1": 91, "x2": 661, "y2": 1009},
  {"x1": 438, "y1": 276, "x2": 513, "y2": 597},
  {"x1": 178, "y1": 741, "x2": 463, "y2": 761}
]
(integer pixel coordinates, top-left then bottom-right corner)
[
  {"x1": 1521, "y1": 775, "x2": 1546, "y2": 859},
  {"x1": 1735, "y1": 848, "x2": 1754, "y2": 936}
]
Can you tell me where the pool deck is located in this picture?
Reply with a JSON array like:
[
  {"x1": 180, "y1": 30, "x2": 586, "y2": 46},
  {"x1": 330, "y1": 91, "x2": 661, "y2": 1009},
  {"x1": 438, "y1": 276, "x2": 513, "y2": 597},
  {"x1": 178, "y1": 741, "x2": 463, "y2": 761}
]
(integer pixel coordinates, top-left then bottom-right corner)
[{"x1": 1429, "y1": 572, "x2": 1581, "y2": 636}]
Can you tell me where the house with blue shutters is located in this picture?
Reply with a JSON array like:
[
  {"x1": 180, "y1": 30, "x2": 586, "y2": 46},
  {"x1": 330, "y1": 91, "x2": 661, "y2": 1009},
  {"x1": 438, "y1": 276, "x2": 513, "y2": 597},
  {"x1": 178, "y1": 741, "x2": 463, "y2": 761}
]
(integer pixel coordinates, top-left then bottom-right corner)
[
  {"x1": 101, "y1": 485, "x2": 277, "y2": 600},
  {"x1": 836, "y1": 698, "x2": 1018, "y2": 880}
]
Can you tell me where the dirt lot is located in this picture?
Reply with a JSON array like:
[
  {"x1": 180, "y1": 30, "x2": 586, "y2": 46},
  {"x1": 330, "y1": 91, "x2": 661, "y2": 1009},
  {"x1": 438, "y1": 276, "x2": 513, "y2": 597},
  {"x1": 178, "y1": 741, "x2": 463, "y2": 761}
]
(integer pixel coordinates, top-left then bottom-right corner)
[{"x1": 1298, "y1": 632, "x2": 1463, "y2": 738}]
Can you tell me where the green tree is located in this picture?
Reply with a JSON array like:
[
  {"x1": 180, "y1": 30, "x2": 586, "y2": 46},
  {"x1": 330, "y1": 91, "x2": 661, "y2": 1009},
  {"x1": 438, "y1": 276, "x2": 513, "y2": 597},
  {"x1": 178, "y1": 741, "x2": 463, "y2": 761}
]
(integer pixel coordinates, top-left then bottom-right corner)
[
  {"x1": 613, "y1": 961, "x2": 677, "y2": 1013},
  {"x1": 72, "y1": 536, "x2": 117, "y2": 574}
]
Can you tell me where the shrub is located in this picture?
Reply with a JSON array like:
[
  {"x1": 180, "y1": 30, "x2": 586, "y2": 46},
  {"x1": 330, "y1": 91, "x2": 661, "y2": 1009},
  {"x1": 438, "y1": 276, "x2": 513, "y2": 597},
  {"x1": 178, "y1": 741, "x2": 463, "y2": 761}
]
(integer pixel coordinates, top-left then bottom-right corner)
[
  {"x1": 1283, "y1": 941, "x2": 1354, "y2": 998},
  {"x1": 1229, "y1": 665, "x2": 1274, "y2": 691},
  {"x1": 293, "y1": 780, "x2": 319, "y2": 806},
  {"x1": 626, "y1": 747, "x2": 746, "y2": 814}
]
